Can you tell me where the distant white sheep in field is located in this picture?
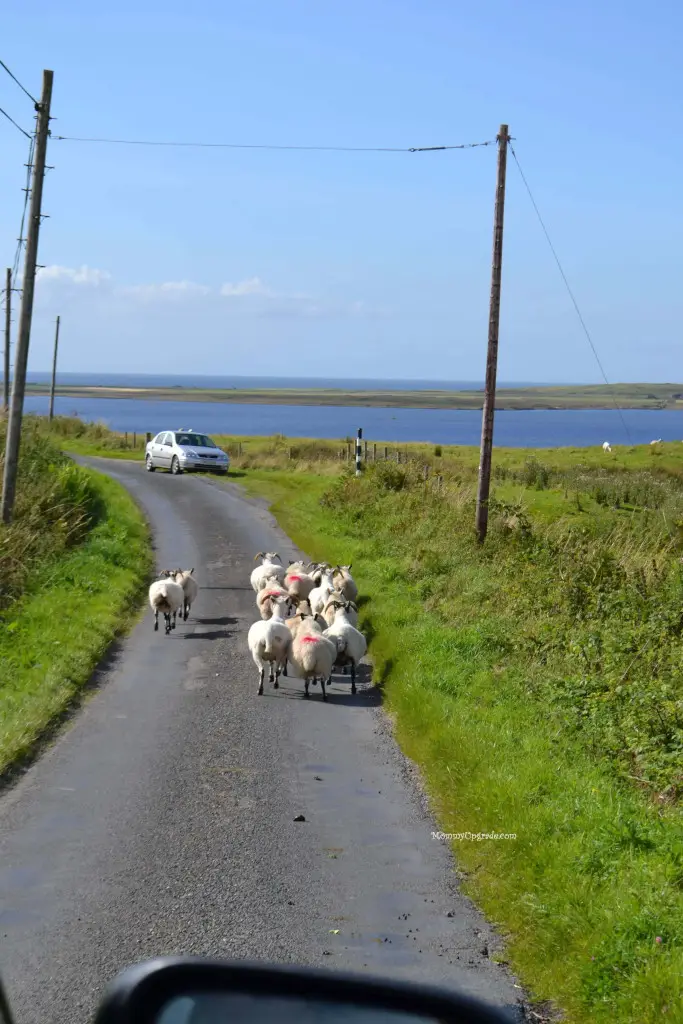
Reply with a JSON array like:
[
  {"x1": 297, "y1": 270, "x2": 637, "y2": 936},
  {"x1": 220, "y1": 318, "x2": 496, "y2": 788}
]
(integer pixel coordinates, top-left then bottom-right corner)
[
  {"x1": 332, "y1": 565, "x2": 358, "y2": 603},
  {"x1": 289, "y1": 612, "x2": 337, "y2": 701},
  {"x1": 650, "y1": 439, "x2": 663, "y2": 445},
  {"x1": 323, "y1": 599, "x2": 367, "y2": 695},
  {"x1": 251, "y1": 552, "x2": 286, "y2": 592},
  {"x1": 149, "y1": 576, "x2": 184, "y2": 635},
  {"x1": 602, "y1": 441, "x2": 612, "y2": 453},
  {"x1": 168, "y1": 568, "x2": 198, "y2": 622},
  {"x1": 248, "y1": 596, "x2": 292, "y2": 695}
]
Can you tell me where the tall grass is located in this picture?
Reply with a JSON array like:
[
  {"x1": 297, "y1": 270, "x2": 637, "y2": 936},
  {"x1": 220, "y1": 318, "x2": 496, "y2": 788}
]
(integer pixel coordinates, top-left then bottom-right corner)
[
  {"x1": 238, "y1": 461, "x2": 683, "y2": 1023},
  {"x1": 0, "y1": 419, "x2": 107, "y2": 611},
  {"x1": 0, "y1": 416, "x2": 152, "y2": 774}
]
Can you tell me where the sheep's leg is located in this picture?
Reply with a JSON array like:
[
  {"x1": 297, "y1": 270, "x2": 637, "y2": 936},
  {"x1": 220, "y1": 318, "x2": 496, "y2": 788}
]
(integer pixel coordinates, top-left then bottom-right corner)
[
  {"x1": 304, "y1": 678, "x2": 310, "y2": 699},
  {"x1": 184, "y1": 601, "x2": 189, "y2": 621},
  {"x1": 283, "y1": 659, "x2": 288, "y2": 677},
  {"x1": 351, "y1": 661, "x2": 357, "y2": 695},
  {"x1": 268, "y1": 661, "x2": 275, "y2": 684},
  {"x1": 320, "y1": 675, "x2": 327, "y2": 702},
  {"x1": 154, "y1": 609, "x2": 159, "y2": 632},
  {"x1": 172, "y1": 610, "x2": 177, "y2": 630},
  {"x1": 257, "y1": 667, "x2": 265, "y2": 696},
  {"x1": 164, "y1": 612, "x2": 171, "y2": 635}
]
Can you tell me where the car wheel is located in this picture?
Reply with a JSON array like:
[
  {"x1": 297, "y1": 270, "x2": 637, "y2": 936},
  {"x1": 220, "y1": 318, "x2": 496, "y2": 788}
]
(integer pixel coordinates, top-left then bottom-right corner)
[
  {"x1": 171, "y1": 456, "x2": 182, "y2": 475},
  {"x1": 145, "y1": 454, "x2": 155, "y2": 472}
]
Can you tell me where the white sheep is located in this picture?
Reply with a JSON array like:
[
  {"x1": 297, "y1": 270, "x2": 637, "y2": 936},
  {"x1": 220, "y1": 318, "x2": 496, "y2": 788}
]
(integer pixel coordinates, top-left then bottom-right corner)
[
  {"x1": 284, "y1": 561, "x2": 316, "y2": 606},
  {"x1": 650, "y1": 439, "x2": 663, "y2": 445},
  {"x1": 323, "y1": 600, "x2": 367, "y2": 695},
  {"x1": 248, "y1": 596, "x2": 292, "y2": 695},
  {"x1": 286, "y1": 600, "x2": 327, "y2": 638},
  {"x1": 250, "y1": 552, "x2": 286, "y2": 592},
  {"x1": 333, "y1": 564, "x2": 358, "y2": 603},
  {"x1": 309, "y1": 566, "x2": 336, "y2": 616},
  {"x1": 290, "y1": 613, "x2": 337, "y2": 701},
  {"x1": 322, "y1": 591, "x2": 359, "y2": 628},
  {"x1": 602, "y1": 441, "x2": 612, "y2": 453},
  {"x1": 257, "y1": 576, "x2": 292, "y2": 620},
  {"x1": 309, "y1": 562, "x2": 331, "y2": 587},
  {"x1": 170, "y1": 567, "x2": 198, "y2": 621},
  {"x1": 149, "y1": 576, "x2": 185, "y2": 634}
]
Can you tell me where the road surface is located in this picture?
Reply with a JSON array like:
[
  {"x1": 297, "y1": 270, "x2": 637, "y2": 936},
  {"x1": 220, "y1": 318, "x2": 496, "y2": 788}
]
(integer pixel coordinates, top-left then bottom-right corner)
[{"x1": 0, "y1": 459, "x2": 522, "y2": 1022}]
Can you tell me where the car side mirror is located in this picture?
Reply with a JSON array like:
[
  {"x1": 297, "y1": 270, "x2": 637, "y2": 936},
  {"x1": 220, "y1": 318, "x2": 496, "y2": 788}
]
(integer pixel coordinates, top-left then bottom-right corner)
[{"x1": 93, "y1": 958, "x2": 514, "y2": 1024}]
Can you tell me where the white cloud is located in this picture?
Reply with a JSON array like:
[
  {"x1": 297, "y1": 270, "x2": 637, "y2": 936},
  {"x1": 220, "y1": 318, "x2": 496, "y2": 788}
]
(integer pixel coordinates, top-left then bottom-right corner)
[
  {"x1": 33, "y1": 264, "x2": 383, "y2": 319},
  {"x1": 122, "y1": 280, "x2": 211, "y2": 300},
  {"x1": 36, "y1": 264, "x2": 112, "y2": 287},
  {"x1": 219, "y1": 277, "x2": 271, "y2": 297}
]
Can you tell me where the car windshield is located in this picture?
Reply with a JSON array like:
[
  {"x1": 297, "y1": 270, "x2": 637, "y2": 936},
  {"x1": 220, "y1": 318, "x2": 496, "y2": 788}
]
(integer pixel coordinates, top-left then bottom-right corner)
[{"x1": 175, "y1": 433, "x2": 216, "y2": 448}]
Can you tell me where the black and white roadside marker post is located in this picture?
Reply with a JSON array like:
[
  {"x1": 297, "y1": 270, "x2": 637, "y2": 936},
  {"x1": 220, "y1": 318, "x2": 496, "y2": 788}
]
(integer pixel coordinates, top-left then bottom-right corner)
[{"x1": 356, "y1": 428, "x2": 362, "y2": 477}]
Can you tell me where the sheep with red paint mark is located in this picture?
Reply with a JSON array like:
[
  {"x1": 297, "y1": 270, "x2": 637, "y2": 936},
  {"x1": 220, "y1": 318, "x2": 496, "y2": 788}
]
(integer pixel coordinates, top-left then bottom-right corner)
[
  {"x1": 284, "y1": 560, "x2": 316, "y2": 607},
  {"x1": 289, "y1": 612, "x2": 337, "y2": 701}
]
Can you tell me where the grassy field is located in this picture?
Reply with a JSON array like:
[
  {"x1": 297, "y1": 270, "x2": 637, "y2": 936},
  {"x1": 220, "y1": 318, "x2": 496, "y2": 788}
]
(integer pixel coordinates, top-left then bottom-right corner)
[
  {"x1": 36, "y1": 416, "x2": 683, "y2": 1020},
  {"x1": 24, "y1": 380, "x2": 683, "y2": 409},
  {"x1": 0, "y1": 420, "x2": 152, "y2": 777},
  {"x1": 233, "y1": 458, "x2": 683, "y2": 1023}
]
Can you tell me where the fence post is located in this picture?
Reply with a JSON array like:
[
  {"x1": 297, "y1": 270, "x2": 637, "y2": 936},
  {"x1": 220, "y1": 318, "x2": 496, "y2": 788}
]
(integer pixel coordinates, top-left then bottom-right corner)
[
  {"x1": 124, "y1": 431, "x2": 128, "y2": 448},
  {"x1": 373, "y1": 443, "x2": 377, "y2": 462},
  {"x1": 133, "y1": 432, "x2": 137, "y2": 448},
  {"x1": 356, "y1": 428, "x2": 363, "y2": 477},
  {"x1": 146, "y1": 431, "x2": 151, "y2": 444}
]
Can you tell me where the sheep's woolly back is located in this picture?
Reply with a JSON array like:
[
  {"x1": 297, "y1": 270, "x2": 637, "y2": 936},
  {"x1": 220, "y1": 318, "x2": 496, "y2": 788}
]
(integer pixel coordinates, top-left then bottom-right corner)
[
  {"x1": 248, "y1": 616, "x2": 291, "y2": 662},
  {"x1": 149, "y1": 579, "x2": 184, "y2": 612},
  {"x1": 292, "y1": 623, "x2": 336, "y2": 677},
  {"x1": 174, "y1": 569, "x2": 199, "y2": 601}
]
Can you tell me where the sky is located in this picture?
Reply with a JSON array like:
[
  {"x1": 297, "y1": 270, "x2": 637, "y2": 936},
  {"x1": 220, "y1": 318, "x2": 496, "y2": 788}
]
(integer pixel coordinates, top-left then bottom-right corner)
[{"x1": 1, "y1": 0, "x2": 682, "y2": 382}]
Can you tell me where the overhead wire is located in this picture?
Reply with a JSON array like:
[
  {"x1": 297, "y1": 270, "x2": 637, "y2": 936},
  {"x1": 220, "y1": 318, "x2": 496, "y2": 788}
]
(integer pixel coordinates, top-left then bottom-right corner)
[
  {"x1": 508, "y1": 141, "x2": 632, "y2": 444},
  {"x1": 0, "y1": 57, "x2": 39, "y2": 105},
  {"x1": 52, "y1": 134, "x2": 496, "y2": 153},
  {"x1": 0, "y1": 104, "x2": 31, "y2": 139},
  {"x1": 12, "y1": 133, "x2": 36, "y2": 286}
]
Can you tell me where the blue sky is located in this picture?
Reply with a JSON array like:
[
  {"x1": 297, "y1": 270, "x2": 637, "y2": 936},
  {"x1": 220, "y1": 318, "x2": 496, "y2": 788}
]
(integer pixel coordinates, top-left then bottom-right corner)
[{"x1": 1, "y1": 0, "x2": 681, "y2": 381}]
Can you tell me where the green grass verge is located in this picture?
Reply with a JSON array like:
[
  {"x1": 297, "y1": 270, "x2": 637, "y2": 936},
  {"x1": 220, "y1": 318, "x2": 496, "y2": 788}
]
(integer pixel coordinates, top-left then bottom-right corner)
[
  {"x1": 235, "y1": 466, "x2": 683, "y2": 1024},
  {"x1": 0, "y1": 469, "x2": 152, "y2": 776}
]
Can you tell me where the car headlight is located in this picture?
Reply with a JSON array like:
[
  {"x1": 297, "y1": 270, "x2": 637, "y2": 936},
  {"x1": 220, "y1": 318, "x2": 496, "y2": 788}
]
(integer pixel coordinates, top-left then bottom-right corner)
[{"x1": 182, "y1": 449, "x2": 199, "y2": 459}]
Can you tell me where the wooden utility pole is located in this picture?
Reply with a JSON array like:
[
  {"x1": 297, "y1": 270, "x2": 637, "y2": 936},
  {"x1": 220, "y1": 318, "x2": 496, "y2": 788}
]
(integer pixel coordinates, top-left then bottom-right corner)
[
  {"x1": 48, "y1": 315, "x2": 60, "y2": 422},
  {"x1": 3, "y1": 269, "x2": 10, "y2": 413},
  {"x1": 475, "y1": 124, "x2": 509, "y2": 544},
  {"x1": 1, "y1": 70, "x2": 53, "y2": 523}
]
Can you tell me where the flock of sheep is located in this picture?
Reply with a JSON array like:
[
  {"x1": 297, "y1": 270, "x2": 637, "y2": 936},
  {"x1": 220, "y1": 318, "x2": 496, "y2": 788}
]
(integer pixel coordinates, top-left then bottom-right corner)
[
  {"x1": 247, "y1": 552, "x2": 367, "y2": 699},
  {"x1": 147, "y1": 553, "x2": 368, "y2": 701}
]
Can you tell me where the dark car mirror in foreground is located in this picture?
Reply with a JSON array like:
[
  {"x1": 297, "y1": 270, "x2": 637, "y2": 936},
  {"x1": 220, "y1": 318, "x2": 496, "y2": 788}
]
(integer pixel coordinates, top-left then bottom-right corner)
[{"x1": 92, "y1": 958, "x2": 515, "y2": 1024}]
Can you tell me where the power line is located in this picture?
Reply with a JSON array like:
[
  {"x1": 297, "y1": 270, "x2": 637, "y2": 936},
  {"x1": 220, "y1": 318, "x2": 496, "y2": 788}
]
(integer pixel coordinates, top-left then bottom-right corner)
[
  {"x1": 0, "y1": 104, "x2": 31, "y2": 139},
  {"x1": 0, "y1": 58, "x2": 39, "y2": 105},
  {"x1": 52, "y1": 134, "x2": 496, "y2": 153},
  {"x1": 509, "y1": 141, "x2": 632, "y2": 444},
  {"x1": 11, "y1": 133, "x2": 35, "y2": 284}
]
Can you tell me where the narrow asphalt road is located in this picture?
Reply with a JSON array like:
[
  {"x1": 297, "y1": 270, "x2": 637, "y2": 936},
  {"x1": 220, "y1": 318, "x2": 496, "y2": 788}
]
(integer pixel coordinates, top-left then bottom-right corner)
[{"x1": 0, "y1": 459, "x2": 522, "y2": 1023}]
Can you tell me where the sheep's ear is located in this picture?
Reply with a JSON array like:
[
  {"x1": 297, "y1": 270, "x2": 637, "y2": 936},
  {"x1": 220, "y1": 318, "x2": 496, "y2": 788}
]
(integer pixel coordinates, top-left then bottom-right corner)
[
  {"x1": 190, "y1": 568, "x2": 195, "y2": 575},
  {"x1": 254, "y1": 552, "x2": 265, "y2": 561}
]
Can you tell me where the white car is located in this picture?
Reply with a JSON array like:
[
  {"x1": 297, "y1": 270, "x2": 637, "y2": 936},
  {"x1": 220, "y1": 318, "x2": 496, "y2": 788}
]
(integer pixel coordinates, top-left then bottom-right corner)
[{"x1": 145, "y1": 429, "x2": 230, "y2": 476}]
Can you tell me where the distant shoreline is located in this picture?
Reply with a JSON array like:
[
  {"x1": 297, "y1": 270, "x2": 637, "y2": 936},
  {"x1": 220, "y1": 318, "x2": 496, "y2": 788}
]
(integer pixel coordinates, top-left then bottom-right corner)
[{"x1": 21, "y1": 382, "x2": 683, "y2": 411}]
